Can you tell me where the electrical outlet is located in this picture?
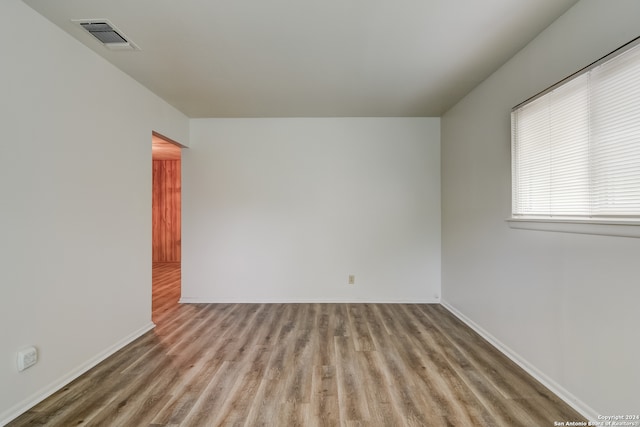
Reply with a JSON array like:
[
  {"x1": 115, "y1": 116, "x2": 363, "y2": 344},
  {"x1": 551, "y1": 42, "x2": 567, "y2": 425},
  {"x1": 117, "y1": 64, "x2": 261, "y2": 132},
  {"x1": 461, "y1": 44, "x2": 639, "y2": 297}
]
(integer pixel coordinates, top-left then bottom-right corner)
[
  {"x1": 17, "y1": 347, "x2": 38, "y2": 372},
  {"x1": 348, "y1": 275, "x2": 355, "y2": 285}
]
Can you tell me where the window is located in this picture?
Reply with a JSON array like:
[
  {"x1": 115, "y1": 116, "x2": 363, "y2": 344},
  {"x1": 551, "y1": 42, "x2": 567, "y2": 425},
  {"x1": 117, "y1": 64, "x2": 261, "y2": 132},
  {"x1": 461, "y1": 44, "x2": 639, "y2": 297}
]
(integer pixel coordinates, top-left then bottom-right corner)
[{"x1": 511, "y1": 38, "x2": 640, "y2": 226}]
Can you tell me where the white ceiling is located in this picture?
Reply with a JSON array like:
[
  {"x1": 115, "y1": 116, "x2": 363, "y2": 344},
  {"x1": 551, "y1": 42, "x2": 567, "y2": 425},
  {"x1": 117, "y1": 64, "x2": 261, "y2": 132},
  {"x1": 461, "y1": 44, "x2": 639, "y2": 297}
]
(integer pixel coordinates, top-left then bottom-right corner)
[{"x1": 24, "y1": 0, "x2": 578, "y2": 118}]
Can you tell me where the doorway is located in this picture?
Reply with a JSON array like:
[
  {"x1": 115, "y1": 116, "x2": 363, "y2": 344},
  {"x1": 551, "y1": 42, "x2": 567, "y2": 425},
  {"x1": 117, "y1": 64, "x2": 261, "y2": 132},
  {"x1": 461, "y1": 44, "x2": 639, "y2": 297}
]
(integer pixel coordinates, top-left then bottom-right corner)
[{"x1": 151, "y1": 132, "x2": 182, "y2": 320}]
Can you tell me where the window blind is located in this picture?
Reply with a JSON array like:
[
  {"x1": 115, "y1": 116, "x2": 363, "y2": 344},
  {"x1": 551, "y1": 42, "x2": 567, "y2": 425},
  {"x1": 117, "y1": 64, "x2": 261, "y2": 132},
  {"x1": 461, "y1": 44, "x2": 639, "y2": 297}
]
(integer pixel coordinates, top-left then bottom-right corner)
[{"x1": 512, "y1": 38, "x2": 640, "y2": 220}]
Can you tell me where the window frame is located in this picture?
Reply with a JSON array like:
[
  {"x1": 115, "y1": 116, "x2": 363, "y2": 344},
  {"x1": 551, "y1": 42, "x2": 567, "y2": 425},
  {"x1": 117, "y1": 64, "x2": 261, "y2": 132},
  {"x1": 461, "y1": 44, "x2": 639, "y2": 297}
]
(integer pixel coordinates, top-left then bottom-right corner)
[{"x1": 508, "y1": 36, "x2": 640, "y2": 238}]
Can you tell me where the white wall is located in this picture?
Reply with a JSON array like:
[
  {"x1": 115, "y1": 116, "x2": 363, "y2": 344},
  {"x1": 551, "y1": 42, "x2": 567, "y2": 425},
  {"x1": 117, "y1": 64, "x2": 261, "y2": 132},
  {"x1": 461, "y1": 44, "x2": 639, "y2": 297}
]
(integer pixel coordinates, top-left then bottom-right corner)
[
  {"x1": 441, "y1": 0, "x2": 640, "y2": 418},
  {"x1": 0, "y1": 1, "x2": 188, "y2": 423},
  {"x1": 184, "y1": 118, "x2": 440, "y2": 303}
]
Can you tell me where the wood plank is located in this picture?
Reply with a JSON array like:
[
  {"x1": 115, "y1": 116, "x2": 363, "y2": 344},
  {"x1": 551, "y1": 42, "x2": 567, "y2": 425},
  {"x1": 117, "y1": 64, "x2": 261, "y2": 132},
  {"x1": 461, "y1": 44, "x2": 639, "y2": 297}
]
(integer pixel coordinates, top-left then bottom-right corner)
[
  {"x1": 152, "y1": 160, "x2": 181, "y2": 262},
  {"x1": 6, "y1": 263, "x2": 586, "y2": 426}
]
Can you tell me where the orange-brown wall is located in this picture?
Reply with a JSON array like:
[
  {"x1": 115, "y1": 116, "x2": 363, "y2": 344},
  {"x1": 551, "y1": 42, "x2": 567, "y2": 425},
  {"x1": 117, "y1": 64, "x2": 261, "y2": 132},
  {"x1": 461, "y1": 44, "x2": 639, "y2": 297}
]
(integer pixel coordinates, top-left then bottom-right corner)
[{"x1": 152, "y1": 160, "x2": 181, "y2": 262}]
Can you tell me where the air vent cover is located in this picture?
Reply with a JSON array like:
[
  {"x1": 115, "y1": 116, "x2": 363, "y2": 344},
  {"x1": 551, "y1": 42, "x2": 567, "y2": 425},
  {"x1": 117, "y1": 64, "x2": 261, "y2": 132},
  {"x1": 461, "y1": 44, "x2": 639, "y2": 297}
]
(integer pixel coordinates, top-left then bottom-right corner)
[
  {"x1": 81, "y1": 22, "x2": 127, "y2": 44},
  {"x1": 73, "y1": 19, "x2": 139, "y2": 50}
]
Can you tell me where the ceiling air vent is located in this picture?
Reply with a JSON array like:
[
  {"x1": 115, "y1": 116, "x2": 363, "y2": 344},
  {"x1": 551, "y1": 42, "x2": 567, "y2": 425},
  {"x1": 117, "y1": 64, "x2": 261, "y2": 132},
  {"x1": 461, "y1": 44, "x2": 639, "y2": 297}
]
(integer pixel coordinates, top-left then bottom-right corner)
[{"x1": 73, "y1": 19, "x2": 139, "y2": 50}]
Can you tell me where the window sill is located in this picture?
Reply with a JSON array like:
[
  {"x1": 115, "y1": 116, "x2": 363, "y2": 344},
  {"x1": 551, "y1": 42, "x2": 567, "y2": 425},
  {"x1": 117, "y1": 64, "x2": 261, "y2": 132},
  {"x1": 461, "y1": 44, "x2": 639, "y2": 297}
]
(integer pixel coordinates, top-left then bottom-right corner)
[{"x1": 506, "y1": 218, "x2": 640, "y2": 238}]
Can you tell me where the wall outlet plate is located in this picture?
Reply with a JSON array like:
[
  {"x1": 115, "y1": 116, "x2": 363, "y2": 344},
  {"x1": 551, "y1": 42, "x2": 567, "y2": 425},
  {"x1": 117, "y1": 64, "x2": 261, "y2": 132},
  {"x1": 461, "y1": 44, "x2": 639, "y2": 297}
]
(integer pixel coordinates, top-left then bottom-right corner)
[{"x1": 17, "y1": 347, "x2": 38, "y2": 372}]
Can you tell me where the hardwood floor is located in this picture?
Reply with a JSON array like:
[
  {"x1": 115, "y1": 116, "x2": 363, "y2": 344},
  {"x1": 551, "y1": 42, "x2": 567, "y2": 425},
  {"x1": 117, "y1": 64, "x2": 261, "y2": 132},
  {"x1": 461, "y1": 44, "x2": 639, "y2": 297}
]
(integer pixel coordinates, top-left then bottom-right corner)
[{"x1": 8, "y1": 263, "x2": 584, "y2": 426}]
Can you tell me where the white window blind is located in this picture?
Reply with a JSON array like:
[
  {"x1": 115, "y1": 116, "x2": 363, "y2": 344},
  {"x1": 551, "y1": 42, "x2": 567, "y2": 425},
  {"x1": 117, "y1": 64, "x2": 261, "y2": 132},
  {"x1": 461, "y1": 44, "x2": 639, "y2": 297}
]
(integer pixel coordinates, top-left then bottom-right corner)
[{"x1": 512, "y1": 38, "x2": 640, "y2": 220}]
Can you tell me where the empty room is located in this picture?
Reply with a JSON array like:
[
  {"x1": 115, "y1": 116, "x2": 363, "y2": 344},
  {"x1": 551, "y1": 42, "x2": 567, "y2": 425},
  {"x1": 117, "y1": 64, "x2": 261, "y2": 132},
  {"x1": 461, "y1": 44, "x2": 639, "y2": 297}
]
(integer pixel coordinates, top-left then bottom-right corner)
[{"x1": 1, "y1": 0, "x2": 639, "y2": 426}]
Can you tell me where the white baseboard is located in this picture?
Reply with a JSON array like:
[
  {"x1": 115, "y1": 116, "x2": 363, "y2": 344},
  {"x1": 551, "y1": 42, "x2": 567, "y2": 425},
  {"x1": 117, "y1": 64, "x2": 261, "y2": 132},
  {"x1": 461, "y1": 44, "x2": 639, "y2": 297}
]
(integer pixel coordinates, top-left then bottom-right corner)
[
  {"x1": 440, "y1": 300, "x2": 598, "y2": 422},
  {"x1": 179, "y1": 297, "x2": 439, "y2": 304},
  {"x1": 0, "y1": 322, "x2": 155, "y2": 426}
]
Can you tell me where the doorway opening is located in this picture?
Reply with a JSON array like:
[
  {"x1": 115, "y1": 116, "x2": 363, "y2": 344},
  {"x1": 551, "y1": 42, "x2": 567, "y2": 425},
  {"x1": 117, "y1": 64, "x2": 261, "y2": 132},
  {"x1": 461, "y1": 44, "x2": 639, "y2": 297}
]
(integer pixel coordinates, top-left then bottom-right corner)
[{"x1": 151, "y1": 132, "x2": 183, "y2": 322}]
